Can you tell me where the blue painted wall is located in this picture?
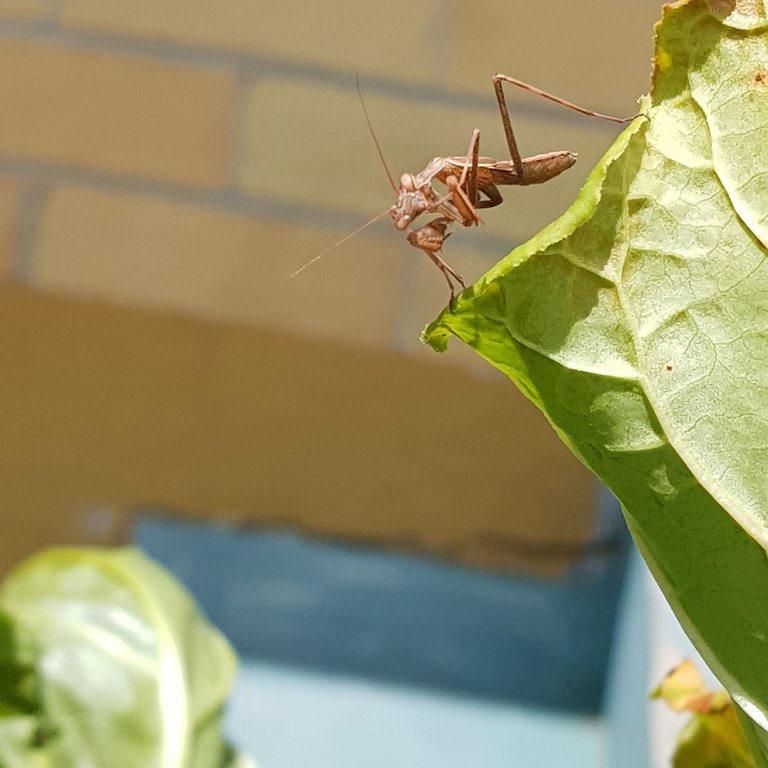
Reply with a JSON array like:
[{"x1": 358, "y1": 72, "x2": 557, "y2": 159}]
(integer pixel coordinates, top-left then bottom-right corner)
[{"x1": 135, "y1": 505, "x2": 629, "y2": 712}]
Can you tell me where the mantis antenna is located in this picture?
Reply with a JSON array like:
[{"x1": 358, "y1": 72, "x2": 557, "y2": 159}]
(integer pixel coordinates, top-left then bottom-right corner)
[
  {"x1": 355, "y1": 73, "x2": 398, "y2": 194},
  {"x1": 261, "y1": 209, "x2": 391, "y2": 298}
]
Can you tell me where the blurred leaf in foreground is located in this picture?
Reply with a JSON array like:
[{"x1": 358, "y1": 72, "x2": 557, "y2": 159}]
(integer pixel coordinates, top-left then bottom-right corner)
[
  {"x1": 653, "y1": 660, "x2": 754, "y2": 768},
  {"x1": 0, "y1": 547, "x2": 255, "y2": 768},
  {"x1": 0, "y1": 610, "x2": 40, "y2": 719}
]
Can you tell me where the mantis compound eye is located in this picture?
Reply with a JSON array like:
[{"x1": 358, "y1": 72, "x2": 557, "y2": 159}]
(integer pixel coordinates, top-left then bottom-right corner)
[{"x1": 388, "y1": 204, "x2": 410, "y2": 231}]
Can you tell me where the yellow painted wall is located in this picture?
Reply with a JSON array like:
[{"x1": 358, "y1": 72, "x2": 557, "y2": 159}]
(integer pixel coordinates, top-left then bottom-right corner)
[{"x1": 0, "y1": 1, "x2": 660, "y2": 575}]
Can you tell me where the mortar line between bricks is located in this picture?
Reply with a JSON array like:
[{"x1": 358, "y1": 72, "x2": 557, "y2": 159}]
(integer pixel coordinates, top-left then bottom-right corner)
[
  {"x1": 0, "y1": 21, "x2": 630, "y2": 133},
  {"x1": 0, "y1": 156, "x2": 364, "y2": 227},
  {"x1": 0, "y1": 156, "x2": 521, "y2": 258}
]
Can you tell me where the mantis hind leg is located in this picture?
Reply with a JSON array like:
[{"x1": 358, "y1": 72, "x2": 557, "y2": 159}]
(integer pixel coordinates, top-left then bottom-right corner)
[
  {"x1": 491, "y1": 74, "x2": 631, "y2": 183},
  {"x1": 492, "y1": 77, "x2": 525, "y2": 179},
  {"x1": 492, "y1": 73, "x2": 632, "y2": 126}
]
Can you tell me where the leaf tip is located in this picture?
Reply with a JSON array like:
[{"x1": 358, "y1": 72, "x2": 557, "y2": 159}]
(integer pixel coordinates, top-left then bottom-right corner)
[{"x1": 421, "y1": 319, "x2": 450, "y2": 352}]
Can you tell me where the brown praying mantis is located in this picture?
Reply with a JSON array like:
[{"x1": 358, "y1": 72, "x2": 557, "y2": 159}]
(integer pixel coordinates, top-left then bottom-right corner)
[
  {"x1": 383, "y1": 74, "x2": 631, "y2": 304},
  {"x1": 279, "y1": 75, "x2": 631, "y2": 305}
]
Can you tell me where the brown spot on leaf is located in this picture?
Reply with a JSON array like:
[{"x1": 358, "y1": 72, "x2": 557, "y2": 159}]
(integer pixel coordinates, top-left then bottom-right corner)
[
  {"x1": 708, "y1": 0, "x2": 735, "y2": 16},
  {"x1": 752, "y1": 69, "x2": 768, "y2": 87}
]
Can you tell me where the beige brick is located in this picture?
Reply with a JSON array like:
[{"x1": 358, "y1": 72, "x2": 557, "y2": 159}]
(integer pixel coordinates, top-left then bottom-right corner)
[
  {"x1": 33, "y1": 185, "x2": 406, "y2": 347},
  {"x1": 0, "y1": 176, "x2": 23, "y2": 279},
  {"x1": 60, "y1": 0, "x2": 657, "y2": 108},
  {"x1": 61, "y1": 0, "x2": 441, "y2": 85},
  {"x1": 0, "y1": 0, "x2": 48, "y2": 18},
  {"x1": 442, "y1": 0, "x2": 658, "y2": 114},
  {"x1": 0, "y1": 39, "x2": 233, "y2": 187},
  {"x1": 239, "y1": 77, "x2": 621, "y2": 247}
]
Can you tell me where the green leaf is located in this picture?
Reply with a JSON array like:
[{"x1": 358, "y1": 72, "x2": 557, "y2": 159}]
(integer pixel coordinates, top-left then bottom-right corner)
[
  {"x1": 0, "y1": 547, "x2": 253, "y2": 768},
  {"x1": 0, "y1": 611, "x2": 40, "y2": 718},
  {"x1": 653, "y1": 660, "x2": 756, "y2": 768},
  {"x1": 423, "y1": 0, "x2": 768, "y2": 745},
  {"x1": 674, "y1": 707, "x2": 756, "y2": 768}
]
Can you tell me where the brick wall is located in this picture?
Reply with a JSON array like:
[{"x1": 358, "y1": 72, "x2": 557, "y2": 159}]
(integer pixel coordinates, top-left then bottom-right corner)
[{"x1": 0, "y1": 1, "x2": 659, "y2": 574}]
